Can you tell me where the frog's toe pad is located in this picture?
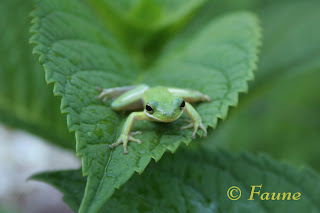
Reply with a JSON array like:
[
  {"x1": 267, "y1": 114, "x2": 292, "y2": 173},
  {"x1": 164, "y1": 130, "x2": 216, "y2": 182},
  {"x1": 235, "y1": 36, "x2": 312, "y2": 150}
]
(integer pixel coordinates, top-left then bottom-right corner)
[
  {"x1": 109, "y1": 143, "x2": 117, "y2": 148},
  {"x1": 130, "y1": 131, "x2": 142, "y2": 136},
  {"x1": 181, "y1": 122, "x2": 207, "y2": 139},
  {"x1": 199, "y1": 123, "x2": 207, "y2": 137},
  {"x1": 129, "y1": 136, "x2": 142, "y2": 144}
]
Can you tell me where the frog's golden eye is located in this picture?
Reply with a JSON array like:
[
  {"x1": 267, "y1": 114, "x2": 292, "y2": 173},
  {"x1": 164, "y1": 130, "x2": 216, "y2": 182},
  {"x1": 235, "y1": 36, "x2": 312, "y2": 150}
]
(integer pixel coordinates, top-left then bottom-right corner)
[
  {"x1": 146, "y1": 104, "x2": 154, "y2": 114},
  {"x1": 180, "y1": 101, "x2": 185, "y2": 110}
]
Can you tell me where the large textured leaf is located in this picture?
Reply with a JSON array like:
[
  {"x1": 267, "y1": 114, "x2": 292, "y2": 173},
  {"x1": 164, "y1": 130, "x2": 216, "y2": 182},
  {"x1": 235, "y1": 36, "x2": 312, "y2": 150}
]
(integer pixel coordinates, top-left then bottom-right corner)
[
  {"x1": 202, "y1": 0, "x2": 320, "y2": 170},
  {"x1": 32, "y1": 149, "x2": 320, "y2": 212},
  {"x1": 0, "y1": 0, "x2": 74, "y2": 149},
  {"x1": 30, "y1": 0, "x2": 260, "y2": 212}
]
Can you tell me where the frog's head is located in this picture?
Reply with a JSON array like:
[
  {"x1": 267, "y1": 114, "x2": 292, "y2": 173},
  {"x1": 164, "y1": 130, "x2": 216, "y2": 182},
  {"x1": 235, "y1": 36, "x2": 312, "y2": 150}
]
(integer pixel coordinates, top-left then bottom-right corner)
[{"x1": 144, "y1": 97, "x2": 185, "y2": 122}]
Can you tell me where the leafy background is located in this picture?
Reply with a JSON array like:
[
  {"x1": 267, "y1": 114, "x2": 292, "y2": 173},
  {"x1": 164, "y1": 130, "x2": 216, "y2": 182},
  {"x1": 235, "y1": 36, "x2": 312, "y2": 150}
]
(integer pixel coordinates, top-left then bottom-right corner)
[
  {"x1": 205, "y1": 0, "x2": 320, "y2": 170},
  {"x1": 0, "y1": 0, "x2": 75, "y2": 149},
  {"x1": 33, "y1": 148, "x2": 320, "y2": 212},
  {"x1": 0, "y1": 0, "x2": 320, "y2": 212}
]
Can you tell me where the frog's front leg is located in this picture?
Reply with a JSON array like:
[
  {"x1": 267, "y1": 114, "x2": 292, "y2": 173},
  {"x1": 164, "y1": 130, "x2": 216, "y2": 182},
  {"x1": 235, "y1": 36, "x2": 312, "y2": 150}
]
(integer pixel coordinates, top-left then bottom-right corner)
[
  {"x1": 110, "y1": 112, "x2": 151, "y2": 154},
  {"x1": 181, "y1": 102, "x2": 207, "y2": 138}
]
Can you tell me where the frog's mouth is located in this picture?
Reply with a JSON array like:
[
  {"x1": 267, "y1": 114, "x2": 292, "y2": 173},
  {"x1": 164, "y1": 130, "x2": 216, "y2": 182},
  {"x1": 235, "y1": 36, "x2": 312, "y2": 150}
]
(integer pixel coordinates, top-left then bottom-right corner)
[{"x1": 143, "y1": 110, "x2": 183, "y2": 122}]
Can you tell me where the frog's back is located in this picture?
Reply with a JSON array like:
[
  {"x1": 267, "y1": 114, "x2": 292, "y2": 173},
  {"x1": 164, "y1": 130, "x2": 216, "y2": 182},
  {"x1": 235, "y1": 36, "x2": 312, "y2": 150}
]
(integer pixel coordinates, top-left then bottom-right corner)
[{"x1": 143, "y1": 86, "x2": 173, "y2": 104}]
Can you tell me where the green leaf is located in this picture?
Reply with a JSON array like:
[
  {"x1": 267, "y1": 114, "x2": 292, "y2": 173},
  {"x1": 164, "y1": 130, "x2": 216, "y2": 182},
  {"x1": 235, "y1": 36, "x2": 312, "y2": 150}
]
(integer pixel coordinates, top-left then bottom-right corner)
[
  {"x1": 32, "y1": 149, "x2": 320, "y2": 212},
  {"x1": 30, "y1": 0, "x2": 260, "y2": 212},
  {"x1": 0, "y1": 0, "x2": 74, "y2": 149},
  {"x1": 203, "y1": 0, "x2": 320, "y2": 170},
  {"x1": 85, "y1": 0, "x2": 209, "y2": 66},
  {"x1": 253, "y1": 0, "x2": 320, "y2": 87},
  {"x1": 95, "y1": 0, "x2": 207, "y2": 28},
  {"x1": 86, "y1": 0, "x2": 208, "y2": 34},
  {"x1": 212, "y1": 71, "x2": 320, "y2": 169},
  {"x1": 31, "y1": 168, "x2": 85, "y2": 211}
]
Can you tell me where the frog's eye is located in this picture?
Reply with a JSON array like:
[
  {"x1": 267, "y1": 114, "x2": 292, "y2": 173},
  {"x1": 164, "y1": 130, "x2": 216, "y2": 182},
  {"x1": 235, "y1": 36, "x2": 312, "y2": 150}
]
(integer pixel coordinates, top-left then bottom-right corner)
[
  {"x1": 180, "y1": 101, "x2": 185, "y2": 110},
  {"x1": 145, "y1": 104, "x2": 154, "y2": 114}
]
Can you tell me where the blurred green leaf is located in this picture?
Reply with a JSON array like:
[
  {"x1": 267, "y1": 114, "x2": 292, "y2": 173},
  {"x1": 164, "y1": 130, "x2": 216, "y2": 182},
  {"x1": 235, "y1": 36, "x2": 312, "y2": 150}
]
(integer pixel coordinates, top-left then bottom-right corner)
[
  {"x1": 97, "y1": 0, "x2": 206, "y2": 28},
  {"x1": 212, "y1": 71, "x2": 320, "y2": 170},
  {"x1": 32, "y1": 149, "x2": 320, "y2": 212},
  {"x1": 30, "y1": 0, "x2": 260, "y2": 212},
  {"x1": 86, "y1": 0, "x2": 208, "y2": 66},
  {"x1": 0, "y1": 0, "x2": 74, "y2": 149},
  {"x1": 86, "y1": 0, "x2": 207, "y2": 33},
  {"x1": 203, "y1": 0, "x2": 320, "y2": 170},
  {"x1": 254, "y1": 0, "x2": 320, "y2": 86}
]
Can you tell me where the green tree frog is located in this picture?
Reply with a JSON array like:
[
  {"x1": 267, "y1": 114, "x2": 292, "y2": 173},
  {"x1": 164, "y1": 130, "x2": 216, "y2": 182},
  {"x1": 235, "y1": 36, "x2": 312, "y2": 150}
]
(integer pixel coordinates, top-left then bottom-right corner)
[{"x1": 97, "y1": 84, "x2": 211, "y2": 154}]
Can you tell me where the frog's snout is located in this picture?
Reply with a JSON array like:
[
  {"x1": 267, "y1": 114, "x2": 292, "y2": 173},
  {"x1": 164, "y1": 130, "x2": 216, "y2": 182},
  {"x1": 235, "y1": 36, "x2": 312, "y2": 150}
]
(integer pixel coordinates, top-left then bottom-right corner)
[{"x1": 163, "y1": 110, "x2": 176, "y2": 117}]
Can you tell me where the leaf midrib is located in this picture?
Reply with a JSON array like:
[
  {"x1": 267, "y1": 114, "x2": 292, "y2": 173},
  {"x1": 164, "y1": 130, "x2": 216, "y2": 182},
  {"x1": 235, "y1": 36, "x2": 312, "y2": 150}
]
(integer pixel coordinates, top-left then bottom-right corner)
[{"x1": 81, "y1": 113, "x2": 125, "y2": 212}]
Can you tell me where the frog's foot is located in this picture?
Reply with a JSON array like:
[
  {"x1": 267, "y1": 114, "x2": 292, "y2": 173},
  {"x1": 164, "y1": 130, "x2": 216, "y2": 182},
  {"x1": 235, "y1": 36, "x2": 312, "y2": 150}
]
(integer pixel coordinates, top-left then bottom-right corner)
[
  {"x1": 109, "y1": 131, "x2": 142, "y2": 154},
  {"x1": 96, "y1": 87, "x2": 114, "y2": 102},
  {"x1": 180, "y1": 121, "x2": 207, "y2": 139},
  {"x1": 203, "y1": 95, "x2": 211, "y2": 102}
]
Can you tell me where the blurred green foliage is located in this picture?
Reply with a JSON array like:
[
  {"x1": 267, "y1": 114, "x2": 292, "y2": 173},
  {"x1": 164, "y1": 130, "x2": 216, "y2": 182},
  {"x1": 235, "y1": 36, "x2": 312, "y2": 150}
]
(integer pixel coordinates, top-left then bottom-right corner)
[
  {"x1": 0, "y1": 0, "x2": 320, "y2": 212},
  {"x1": 33, "y1": 149, "x2": 320, "y2": 212},
  {"x1": 0, "y1": 0, "x2": 75, "y2": 149},
  {"x1": 205, "y1": 0, "x2": 320, "y2": 171}
]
